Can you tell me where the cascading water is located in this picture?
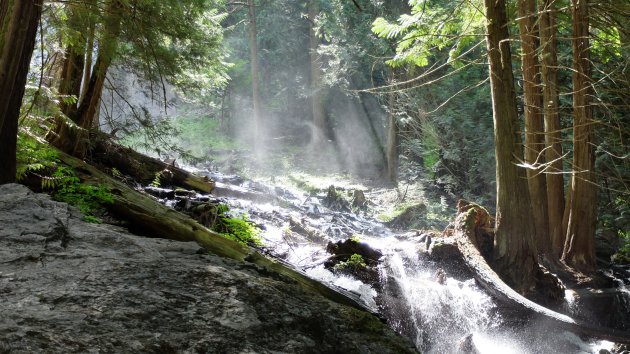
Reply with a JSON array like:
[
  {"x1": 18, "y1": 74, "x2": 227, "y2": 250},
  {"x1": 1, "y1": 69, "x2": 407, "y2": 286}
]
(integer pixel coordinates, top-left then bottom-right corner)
[{"x1": 160, "y1": 168, "x2": 622, "y2": 353}]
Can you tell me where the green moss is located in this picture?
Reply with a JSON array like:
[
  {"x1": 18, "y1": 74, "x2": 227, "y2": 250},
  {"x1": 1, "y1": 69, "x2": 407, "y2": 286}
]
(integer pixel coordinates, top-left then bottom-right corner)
[{"x1": 340, "y1": 307, "x2": 383, "y2": 333}]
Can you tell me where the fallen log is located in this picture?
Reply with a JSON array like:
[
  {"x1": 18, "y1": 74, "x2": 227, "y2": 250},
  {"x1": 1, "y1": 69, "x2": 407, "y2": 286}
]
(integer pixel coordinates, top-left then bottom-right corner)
[
  {"x1": 289, "y1": 216, "x2": 331, "y2": 245},
  {"x1": 56, "y1": 151, "x2": 377, "y2": 315},
  {"x1": 91, "y1": 137, "x2": 215, "y2": 193},
  {"x1": 453, "y1": 203, "x2": 630, "y2": 344}
]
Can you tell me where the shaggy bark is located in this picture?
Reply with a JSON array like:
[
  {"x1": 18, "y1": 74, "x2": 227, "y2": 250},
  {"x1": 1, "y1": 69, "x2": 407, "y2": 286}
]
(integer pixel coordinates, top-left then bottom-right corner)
[
  {"x1": 563, "y1": 0, "x2": 597, "y2": 272},
  {"x1": 484, "y1": 0, "x2": 538, "y2": 294},
  {"x1": 0, "y1": 0, "x2": 43, "y2": 184},
  {"x1": 539, "y1": 0, "x2": 566, "y2": 259},
  {"x1": 517, "y1": 0, "x2": 550, "y2": 256}
]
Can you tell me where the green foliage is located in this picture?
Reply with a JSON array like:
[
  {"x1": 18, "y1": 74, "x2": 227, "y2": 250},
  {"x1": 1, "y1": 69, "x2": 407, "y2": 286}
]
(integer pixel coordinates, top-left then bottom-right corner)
[
  {"x1": 220, "y1": 215, "x2": 263, "y2": 246},
  {"x1": 151, "y1": 172, "x2": 162, "y2": 188},
  {"x1": 16, "y1": 134, "x2": 60, "y2": 185},
  {"x1": 334, "y1": 254, "x2": 367, "y2": 271},
  {"x1": 169, "y1": 110, "x2": 238, "y2": 156},
  {"x1": 206, "y1": 203, "x2": 262, "y2": 246},
  {"x1": 616, "y1": 230, "x2": 630, "y2": 260},
  {"x1": 372, "y1": 0, "x2": 485, "y2": 68},
  {"x1": 53, "y1": 179, "x2": 114, "y2": 223},
  {"x1": 16, "y1": 134, "x2": 113, "y2": 223}
]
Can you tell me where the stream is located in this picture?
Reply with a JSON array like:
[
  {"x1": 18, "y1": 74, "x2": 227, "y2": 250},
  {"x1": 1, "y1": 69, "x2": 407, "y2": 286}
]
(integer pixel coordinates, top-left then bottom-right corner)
[{"x1": 147, "y1": 166, "x2": 628, "y2": 353}]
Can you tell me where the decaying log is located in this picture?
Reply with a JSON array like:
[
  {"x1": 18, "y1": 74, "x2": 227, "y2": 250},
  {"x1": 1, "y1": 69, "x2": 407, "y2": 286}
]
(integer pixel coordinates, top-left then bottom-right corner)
[
  {"x1": 453, "y1": 203, "x2": 630, "y2": 344},
  {"x1": 91, "y1": 137, "x2": 215, "y2": 193},
  {"x1": 289, "y1": 216, "x2": 331, "y2": 245},
  {"x1": 56, "y1": 151, "x2": 376, "y2": 315}
]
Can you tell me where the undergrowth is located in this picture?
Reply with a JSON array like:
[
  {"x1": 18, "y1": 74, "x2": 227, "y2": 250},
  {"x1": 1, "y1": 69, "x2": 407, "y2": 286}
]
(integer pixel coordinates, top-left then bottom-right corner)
[
  {"x1": 16, "y1": 133, "x2": 113, "y2": 223},
  {"x1": 334, "y1": 254, "x2": 367, "y2": 271},
  {"x1": 208, "y1": 203, "x2": 262, "y2": 246}
]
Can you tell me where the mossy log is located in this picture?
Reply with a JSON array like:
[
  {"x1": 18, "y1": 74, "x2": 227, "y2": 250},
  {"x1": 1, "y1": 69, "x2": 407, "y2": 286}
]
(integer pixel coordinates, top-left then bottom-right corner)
[
  {"x1": 57, "y1": 151, "x2": 376, "y2": 315},
  {"x1": 453, "y1": 202, "x2": 630, "y2": 344},
  {"x1": 91, "y1": 137, "x2": 215, "y2": 193}
]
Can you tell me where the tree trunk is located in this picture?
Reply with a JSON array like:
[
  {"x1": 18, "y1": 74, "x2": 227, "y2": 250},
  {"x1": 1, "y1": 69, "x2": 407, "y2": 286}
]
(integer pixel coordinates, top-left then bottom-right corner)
[
  {"x1": 386, "y1": 83, "x2": 399, "y2": 185},
  {"x1": 563, "y1": 0, "x2": 597, "y2": 272},
  {"x1": 0, "y1": 0, "x2": 43, "y2": 184},
  {"x1": 58, "y1": 46, "x2": 85, "y2": 118},
  {"x1": 309, "y1": 0, "x2": 327, "y2": 145},
  {"x1": 248, "y1": 0, "x2": 263, "y2": 146},
  {"x1": 484, "y1": 0, "x2": 539, "y2": 295},
  {"x1": 80, "y1": 21, "x2": 95, "y2": 105},
  {"x1": 517, "y1": 0, "x2": 550, "y2": 256},
  {"x1": 51, "y1": 0, "x2": 121, "y2": 157},
  {"x1": 91, "y1": 135, "x2": 216, "y2": 193},
  {"x1": 538, "y1": 0, "x2": 566, "y2": 259}
]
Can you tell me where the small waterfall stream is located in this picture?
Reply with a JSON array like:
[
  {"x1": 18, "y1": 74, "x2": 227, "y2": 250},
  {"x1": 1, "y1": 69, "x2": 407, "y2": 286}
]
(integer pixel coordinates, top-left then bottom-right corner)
[{"x1": 155, "y1": 168, "x2": 624, "y2": 353}]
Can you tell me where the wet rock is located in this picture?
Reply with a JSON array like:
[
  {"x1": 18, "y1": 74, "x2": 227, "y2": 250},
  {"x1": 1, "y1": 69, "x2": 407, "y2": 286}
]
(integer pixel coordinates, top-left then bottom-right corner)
[
  {"x1": 352, "y1": 190, "x2": 368, "y2": 209},
  {"x1": 289, "y1": 217, "x2": 331, "y2": 245},
  {"x1": 386, "y1": 203, "x2": 427, "y2": 230},
  {"x1": 324, "y1": 239, "x2": 383, "y2": 285},
  {"x1": 426, "y1": 237, "x2": 461, "y2": 261},
  {"x1": 455, "y1": 334, "x2": 479, "y2": 354},
  {"x1": 322, "y1": 185, "x2": 351, "y2": 212},
  {"x1": 174, "y1": 187, "x2": 196, "y2": 197},
  {"x1": 0, "y1": 184, "x2": 417, "y2": 353},
  {"x1": 143, "y1": 186, "x2": 175, "y2": 199},
  {"x1": 612, "y1": 343, "x2": 630, "y2": 353},
  {"x1": 326, "y1": 239, "x2": 383, "y2": 264}
]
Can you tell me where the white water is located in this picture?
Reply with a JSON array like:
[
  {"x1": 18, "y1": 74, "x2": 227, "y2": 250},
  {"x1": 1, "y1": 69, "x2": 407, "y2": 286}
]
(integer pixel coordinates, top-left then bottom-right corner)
[{"x1": 177, "y1": 168, "x2": 620, "y2": 353}]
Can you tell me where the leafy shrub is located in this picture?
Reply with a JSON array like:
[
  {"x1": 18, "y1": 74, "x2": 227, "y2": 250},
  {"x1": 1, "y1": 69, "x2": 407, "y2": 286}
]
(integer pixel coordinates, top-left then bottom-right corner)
[
  {"x1": 204, "y1": 202, "x2": 262, "y2": 246},
  {"x1": 334, "y1": 254, "x2": 367, "y2": 271},
  {"x1": 220, "y1": 215, "x2": 262, "y2": 246}
]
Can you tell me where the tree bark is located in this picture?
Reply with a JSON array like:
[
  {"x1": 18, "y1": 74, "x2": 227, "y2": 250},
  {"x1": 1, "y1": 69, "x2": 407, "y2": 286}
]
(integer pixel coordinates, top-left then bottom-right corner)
[
  {"x1": 386, "y1": 83, "x2": 399, "y2": 185},
  {"x1": 58, "y1": 46, "x2": 85, "y2": 118},
  {"x1": 517, "y1": 0, "x2": 550, "y2": 256},
  {"x1": 91, "y1": 136, "x2": 216, "y2": 193},
  {"x1": 80, "y1": 20, "x2": 95, "y2": 105},
  {"x1": 51, "y1": 0, "x2": 121, "y2": 157},
  {"x1": 0, "y1": 0, "x2": 43, "y2": 184},
  {"x1": 309, "y1": 0, "x2": 327, "y2": 145},
  {"x1": 563, "y1": 0, "x2": 597, "y2": 272},
  {"x1": 248, "y1": 0, "x2": 263, "y2": 146},
  {"x1": 538, "y1": 0, "x2": 566, "y2": 259},
  {"x1": 484, "y1": 0, "x2": 539, "y2": 294}
]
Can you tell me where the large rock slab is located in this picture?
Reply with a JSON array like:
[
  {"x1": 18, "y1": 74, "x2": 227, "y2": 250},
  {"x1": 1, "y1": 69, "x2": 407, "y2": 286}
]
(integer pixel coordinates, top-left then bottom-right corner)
[{"x1": 0, "y1": 184, "x2": 417, "y2": 353}]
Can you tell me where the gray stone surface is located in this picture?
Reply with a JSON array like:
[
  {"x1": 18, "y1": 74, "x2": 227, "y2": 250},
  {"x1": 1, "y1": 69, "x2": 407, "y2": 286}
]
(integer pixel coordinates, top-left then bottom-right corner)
[{"x1": 0, "y1": 184, "x2": 417, "y2": 353}]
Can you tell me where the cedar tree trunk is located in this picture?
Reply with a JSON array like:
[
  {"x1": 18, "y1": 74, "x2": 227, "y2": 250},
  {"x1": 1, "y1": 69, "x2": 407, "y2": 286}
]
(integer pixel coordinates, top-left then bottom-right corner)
[
  {"x1": 539, "y1": 0, "x2": 566, "y2": 259},
  {"x1": 517, "y1": 0, "x2": 550, "y2": 256},
  {"x1": 484, "y1": 0, "x2": 539, "y2": 294},
  {"x1": 563, "y1": 0, "x2": 597, "y2": 272},
  {"x1": 0, "y1": 0, "x2": 43, "y2": 184}
]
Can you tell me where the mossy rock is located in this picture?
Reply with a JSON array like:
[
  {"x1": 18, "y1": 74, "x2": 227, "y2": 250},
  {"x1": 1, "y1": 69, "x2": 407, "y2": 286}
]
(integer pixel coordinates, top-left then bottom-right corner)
[
  {"x1": 386, "y1": 203, "x2": 428, "y2": 230},
  {"x1": 325, "y1": 239, "x2": 383, "y2": 285}
]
